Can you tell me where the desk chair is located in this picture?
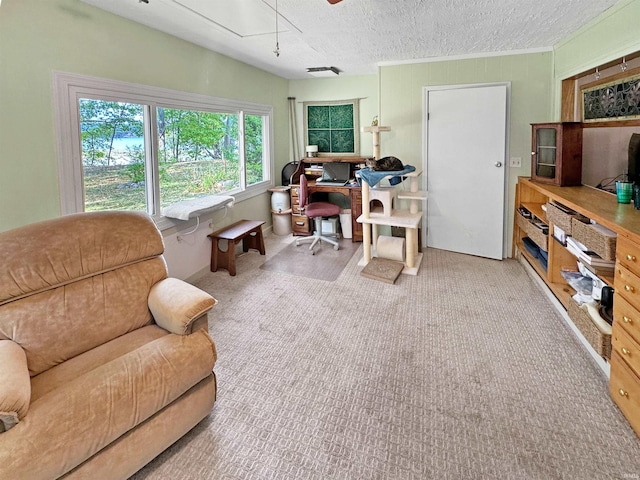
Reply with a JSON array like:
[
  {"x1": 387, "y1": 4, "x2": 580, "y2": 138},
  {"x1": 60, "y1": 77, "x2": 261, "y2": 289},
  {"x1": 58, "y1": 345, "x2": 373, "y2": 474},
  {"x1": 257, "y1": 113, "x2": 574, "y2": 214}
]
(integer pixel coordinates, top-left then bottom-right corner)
[{"x1": 295, "y1": 174, "x2": 340, "y2": 254}]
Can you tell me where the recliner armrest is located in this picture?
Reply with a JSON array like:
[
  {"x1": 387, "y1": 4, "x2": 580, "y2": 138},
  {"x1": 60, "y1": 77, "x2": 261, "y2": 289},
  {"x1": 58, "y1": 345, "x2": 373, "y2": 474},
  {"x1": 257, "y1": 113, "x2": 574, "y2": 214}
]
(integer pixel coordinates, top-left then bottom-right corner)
[
  {"x1": 0, "y1": 340, "x2": 31, "y2": 433},
  {"x1": 148, "y1": 278, "x2": 217, "y2": 335}
]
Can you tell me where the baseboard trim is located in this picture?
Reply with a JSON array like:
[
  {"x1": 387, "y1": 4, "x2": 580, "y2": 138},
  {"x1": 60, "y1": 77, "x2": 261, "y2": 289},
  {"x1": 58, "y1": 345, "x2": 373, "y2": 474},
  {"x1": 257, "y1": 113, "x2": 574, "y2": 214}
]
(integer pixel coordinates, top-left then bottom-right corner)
[{"x1": 518, "y1": 254, "x2": 610, "y2": 379}]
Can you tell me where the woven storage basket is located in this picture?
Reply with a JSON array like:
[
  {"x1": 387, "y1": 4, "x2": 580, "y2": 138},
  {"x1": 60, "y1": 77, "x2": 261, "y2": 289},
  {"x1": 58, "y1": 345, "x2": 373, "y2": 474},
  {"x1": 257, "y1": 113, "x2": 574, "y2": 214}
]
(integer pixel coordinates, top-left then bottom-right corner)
[
  {"x1": 516, "y1": 211, "x2": 548, "y2": 252},
  {"x1": 545, "y1": 202, "x2": 579, "y2": 235},
  {"x1": 570, "y1": 218, "x2": 617, "y2": 261},
  {"x1": 566, "y1": 300, "x2": 612, "y2": 359}
]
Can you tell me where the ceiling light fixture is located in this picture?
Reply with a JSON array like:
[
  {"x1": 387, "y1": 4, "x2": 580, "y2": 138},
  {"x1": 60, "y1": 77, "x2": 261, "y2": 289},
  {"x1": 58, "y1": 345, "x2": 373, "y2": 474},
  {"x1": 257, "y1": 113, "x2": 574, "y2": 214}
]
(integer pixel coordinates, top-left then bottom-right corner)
[
  {"x1": 594, "y1": 67, "x2": 600, "y2": 80},
  {"x1": 273, "y1": 0, "x2": 280, "y2": 57},
  {"x1": 306, "y1": 66, "x2": 340, "y2": 77},
  {"x1": 621, "y1": 56, "x2": 628, "y2": 72}
]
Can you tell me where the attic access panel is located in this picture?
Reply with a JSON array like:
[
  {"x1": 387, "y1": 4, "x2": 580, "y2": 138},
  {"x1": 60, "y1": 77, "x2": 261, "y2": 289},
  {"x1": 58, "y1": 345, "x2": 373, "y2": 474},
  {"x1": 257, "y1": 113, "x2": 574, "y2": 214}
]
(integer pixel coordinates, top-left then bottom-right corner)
[{"x1": 304, "y1": 99, "x2": 359, "y2": 155}]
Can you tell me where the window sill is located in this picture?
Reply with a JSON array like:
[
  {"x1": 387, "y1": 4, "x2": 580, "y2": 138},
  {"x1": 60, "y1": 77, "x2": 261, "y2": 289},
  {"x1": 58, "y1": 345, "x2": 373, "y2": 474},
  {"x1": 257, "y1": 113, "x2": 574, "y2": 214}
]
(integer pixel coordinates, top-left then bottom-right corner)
[{"x1": 153, "y1": 181, "x2": 272, "y2": 233}]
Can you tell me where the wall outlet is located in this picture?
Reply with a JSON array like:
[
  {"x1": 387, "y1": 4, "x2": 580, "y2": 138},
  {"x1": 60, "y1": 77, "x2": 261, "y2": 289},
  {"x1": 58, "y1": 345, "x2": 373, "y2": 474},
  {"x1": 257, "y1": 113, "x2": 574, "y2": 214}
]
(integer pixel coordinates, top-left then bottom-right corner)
[{"x1": 509, "y1": 157, "x2": 522, "y2": 168}]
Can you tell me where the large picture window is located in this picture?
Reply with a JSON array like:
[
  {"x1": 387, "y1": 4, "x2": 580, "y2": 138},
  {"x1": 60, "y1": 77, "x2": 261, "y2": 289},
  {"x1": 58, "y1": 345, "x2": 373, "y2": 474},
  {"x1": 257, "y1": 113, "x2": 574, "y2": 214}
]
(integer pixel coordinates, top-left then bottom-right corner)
[{"x1": 54, "y1": 72, "x2": 273, "y2": 226}]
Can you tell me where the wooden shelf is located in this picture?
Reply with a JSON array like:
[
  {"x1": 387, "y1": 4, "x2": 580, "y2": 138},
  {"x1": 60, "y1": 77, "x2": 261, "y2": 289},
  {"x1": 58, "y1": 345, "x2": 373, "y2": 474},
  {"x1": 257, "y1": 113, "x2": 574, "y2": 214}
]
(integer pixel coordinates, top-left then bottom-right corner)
[
  {"x1": 519, "y1": 244, "x2": 548, "y2": 279},
  {"x1": 547, "y1": 281, "x2": 576, "y2": 309},
  {"x1": 522, "y1": 202, "x2": 547, "y2": 222},
  {"x1": 514, "y1": 175, "x2": 640, "y2": 435},
  {"x1": 520, "y1": 177, "x2": 640, "y2": 245},
  {"x1": 519, "y1": 243, "x2": 576, "y2": 308},
  {"x1": 300, "y1": 157, "x2": 368, "y2": 164}
]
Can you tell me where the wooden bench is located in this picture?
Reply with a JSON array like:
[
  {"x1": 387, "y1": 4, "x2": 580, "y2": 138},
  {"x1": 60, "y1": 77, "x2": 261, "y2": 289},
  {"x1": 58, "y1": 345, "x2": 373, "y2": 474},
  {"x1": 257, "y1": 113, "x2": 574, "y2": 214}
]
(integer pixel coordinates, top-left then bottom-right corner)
[{"x1": 208, "y1": 220, "x2": 265, "y2": 276}]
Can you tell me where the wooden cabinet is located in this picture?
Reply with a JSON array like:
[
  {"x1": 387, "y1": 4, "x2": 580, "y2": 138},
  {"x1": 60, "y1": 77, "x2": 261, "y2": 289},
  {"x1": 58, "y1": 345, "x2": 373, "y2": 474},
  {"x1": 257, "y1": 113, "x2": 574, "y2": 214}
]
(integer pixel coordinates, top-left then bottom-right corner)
[
  {"x1": 531, "y1": 122, "x2": 582, "y2": 186},
  {"x1": 612, "y1": 235, "x2": 640, "y2": 433},
  {"x1": 351, "y1": 188, "x2": 363, "y2": 242},
  {"x1": 514, "y1": 177, "x2": 640, "y2": 438},
  {"x1": 289, "y1": 184, "x2": 311, "y2": 236}
]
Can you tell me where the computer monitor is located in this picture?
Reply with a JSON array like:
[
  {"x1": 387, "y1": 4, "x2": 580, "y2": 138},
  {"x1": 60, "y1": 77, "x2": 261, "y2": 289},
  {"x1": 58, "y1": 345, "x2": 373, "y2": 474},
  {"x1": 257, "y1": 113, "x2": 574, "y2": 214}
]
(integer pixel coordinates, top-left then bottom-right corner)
[
  {"x1": 321, "y1": 162, "x2": 351, "y2": 182},
  {"x1": 629, "y1": 133, "x2": 640, "y2": 184}
]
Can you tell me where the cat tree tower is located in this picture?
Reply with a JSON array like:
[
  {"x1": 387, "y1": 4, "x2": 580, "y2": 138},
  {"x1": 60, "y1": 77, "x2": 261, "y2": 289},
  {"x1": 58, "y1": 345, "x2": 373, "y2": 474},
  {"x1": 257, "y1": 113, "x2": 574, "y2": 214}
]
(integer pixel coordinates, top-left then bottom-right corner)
[{"x1": 358, "y1": 124, "x2": 427, "y2": 275}]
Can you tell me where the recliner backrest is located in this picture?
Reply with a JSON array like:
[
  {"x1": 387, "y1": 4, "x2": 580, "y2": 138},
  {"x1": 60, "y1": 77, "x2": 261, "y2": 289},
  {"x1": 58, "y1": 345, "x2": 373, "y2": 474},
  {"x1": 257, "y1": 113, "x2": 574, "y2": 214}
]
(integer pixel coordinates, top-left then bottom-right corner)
[{"x1": 0, "y1": 211, "x2": 168, "y2": 376}]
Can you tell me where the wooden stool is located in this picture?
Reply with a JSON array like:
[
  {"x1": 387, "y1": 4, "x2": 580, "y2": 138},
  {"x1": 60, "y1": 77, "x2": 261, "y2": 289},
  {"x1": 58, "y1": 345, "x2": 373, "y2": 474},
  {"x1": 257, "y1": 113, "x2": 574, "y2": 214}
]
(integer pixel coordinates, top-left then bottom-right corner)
[{"x1": 208, "y1": 220, "x2": 265, "y2": 276}]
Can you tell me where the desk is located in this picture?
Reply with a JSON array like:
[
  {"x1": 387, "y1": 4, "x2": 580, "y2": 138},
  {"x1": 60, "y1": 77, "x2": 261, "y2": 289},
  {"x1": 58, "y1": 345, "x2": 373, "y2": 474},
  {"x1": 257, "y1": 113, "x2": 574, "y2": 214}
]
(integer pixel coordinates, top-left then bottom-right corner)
[
  {"x1": 290, "y1": 157, "x2": 368, "y2": 242},
  {"x1": 290, "y1": 181, "x2": 362, "y2": 242}
]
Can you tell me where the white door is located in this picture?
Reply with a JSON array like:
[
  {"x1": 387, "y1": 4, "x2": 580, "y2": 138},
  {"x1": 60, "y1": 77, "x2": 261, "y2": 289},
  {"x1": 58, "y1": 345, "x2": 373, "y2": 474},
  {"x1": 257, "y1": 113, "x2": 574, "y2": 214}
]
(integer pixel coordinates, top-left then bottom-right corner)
[{"x1": 425, "y1": 84, "x2": 508, "y2": 260}]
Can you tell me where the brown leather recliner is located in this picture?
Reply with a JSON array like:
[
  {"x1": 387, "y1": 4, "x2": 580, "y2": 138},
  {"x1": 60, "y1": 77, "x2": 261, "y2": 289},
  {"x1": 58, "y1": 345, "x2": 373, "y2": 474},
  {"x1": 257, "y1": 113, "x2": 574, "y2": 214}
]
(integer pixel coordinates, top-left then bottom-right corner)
[{"x1": 0, "y1": 211, "x2": 218, "y2": 479}]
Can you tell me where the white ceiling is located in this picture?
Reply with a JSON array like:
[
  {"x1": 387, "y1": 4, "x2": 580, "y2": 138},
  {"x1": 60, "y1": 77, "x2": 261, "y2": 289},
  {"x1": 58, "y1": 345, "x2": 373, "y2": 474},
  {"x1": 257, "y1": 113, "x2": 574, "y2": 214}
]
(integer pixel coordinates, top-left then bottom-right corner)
[{"x1": 81, "y1": 0, "x2": 621, "y2": 80}]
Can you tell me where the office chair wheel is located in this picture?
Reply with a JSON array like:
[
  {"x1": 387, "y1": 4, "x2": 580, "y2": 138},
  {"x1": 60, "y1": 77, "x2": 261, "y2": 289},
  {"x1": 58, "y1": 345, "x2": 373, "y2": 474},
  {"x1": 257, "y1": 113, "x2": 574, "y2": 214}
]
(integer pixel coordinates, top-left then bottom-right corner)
[
  {"x1": 311, "y1": 250, "x2": 316, "y2": 255},
  {"x1": 333, "y1": 245, "x2": 339, "y2": 251}
]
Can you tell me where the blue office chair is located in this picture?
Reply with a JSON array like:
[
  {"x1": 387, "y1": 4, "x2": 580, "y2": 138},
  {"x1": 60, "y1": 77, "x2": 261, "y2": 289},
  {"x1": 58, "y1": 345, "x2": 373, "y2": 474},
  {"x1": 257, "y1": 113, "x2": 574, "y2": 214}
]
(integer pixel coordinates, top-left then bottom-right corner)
[{"x1": 295, "y1": 175, "x2": 340, "y2": 254}]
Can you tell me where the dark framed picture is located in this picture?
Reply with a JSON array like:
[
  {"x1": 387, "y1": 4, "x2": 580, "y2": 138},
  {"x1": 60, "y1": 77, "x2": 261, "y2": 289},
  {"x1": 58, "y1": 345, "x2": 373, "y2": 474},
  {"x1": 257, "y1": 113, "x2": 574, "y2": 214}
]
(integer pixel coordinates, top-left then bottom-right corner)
[
  {"x1": 303, "y1": 99, "x2": 359, "y2": 155},
  {"x1": 582, "y1": 72, "x2": 640, "y2": 122}
]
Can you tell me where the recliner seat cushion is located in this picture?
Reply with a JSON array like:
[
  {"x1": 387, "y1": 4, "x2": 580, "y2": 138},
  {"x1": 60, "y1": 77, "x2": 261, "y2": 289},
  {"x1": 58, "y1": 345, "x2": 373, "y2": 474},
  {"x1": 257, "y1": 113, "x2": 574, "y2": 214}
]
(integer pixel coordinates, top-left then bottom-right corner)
[
  {"x1": 0, "y1": 329, "x2": 216, "y2": 480},
  {"x1": 30, "y1": 325, "x2": 168, "y2": 402}
]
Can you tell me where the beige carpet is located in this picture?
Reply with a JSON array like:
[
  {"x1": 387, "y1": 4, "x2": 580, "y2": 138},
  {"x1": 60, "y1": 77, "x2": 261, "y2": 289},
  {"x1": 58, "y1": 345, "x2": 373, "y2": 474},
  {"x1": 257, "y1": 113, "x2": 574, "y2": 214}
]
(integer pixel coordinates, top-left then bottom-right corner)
[
  {"x1": 132, "y1": 233, "x2": 640, "y2": 479},
  {"x1": 260, "y1": 236, "x2": 361, "y2": 281}
]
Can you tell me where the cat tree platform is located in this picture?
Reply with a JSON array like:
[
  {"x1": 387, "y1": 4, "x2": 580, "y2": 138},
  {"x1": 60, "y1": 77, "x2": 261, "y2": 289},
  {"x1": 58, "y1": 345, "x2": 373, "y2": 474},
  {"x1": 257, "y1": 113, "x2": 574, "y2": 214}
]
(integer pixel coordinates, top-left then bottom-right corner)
[{"x1": 357, "y1": 169, "x2": 427, "y2": 276}]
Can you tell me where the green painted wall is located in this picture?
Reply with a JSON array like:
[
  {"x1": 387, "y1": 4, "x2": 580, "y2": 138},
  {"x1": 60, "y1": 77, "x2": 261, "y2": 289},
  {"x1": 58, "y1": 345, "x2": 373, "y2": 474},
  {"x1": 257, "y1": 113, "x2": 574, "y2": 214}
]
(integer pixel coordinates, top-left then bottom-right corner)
[
  {"x1": 553, "y1": 0, "x2": 640, "y2": 117},
  {"x1": 378, "y1": 53, "x2": 554, "y2": 254},
  {"x1": 288, "y1": 75, "x2": 379, "y2": 158},
  {"x1": 0, "y1": 0, "x2": 289, "y2": 233},
  {"x1": 4, "y1": 0, "x2": 640, "y2": 262}
]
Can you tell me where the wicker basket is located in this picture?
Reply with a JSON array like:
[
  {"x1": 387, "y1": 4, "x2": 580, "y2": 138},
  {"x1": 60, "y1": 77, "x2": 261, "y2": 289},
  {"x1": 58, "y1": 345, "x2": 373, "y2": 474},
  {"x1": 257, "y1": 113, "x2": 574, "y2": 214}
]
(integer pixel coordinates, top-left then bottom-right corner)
[
  {"x1": 570, "y1": 217, "x2": 617, "y2": 261},
  {"x1": 545, "y1": 202, "x2": 579, "y2": 235},
  {"x1": 516, "y1": 211, "x2": 548, "y2": 252},
  {"x1": 566, "y1": 300, "x2": 612, "y2": 359}
]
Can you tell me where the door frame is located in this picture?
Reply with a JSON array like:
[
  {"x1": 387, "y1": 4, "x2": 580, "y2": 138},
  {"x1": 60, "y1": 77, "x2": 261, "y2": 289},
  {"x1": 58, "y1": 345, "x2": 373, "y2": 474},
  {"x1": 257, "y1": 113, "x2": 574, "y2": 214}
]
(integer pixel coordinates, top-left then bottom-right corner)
[{"x1": 422, "y1": 82, "x2": 511, "y2": 258}]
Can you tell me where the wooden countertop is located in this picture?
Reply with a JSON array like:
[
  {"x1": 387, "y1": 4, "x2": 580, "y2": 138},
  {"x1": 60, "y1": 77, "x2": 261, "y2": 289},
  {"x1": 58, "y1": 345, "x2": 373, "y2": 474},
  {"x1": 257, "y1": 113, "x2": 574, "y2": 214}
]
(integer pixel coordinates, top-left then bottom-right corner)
[{"x1": 521, "y1": 178, "x2": 640, "y2": 244}]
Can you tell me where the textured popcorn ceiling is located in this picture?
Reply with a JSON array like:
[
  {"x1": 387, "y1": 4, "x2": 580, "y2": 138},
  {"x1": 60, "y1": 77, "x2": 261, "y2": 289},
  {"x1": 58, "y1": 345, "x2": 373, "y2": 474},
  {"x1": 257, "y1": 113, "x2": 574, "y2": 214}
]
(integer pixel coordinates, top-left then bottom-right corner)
[{"x1": 81, "y1": 0, "x2": 620, "y2": 79}]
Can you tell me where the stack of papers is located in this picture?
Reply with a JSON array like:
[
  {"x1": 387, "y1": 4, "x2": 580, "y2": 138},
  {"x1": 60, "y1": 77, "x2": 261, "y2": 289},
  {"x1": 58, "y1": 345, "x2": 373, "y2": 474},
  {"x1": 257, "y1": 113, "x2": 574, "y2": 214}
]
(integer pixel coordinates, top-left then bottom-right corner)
[{"x1": 566, "y1": 236, "x2": 615, "y2": 267}]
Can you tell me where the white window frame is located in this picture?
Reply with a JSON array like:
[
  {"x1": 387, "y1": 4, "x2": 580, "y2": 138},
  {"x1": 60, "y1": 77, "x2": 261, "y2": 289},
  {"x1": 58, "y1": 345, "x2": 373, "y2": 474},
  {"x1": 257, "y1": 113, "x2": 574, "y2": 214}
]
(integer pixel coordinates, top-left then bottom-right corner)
[{"x1": 52, "y1": 71, "x2": 274, "y2": 230}]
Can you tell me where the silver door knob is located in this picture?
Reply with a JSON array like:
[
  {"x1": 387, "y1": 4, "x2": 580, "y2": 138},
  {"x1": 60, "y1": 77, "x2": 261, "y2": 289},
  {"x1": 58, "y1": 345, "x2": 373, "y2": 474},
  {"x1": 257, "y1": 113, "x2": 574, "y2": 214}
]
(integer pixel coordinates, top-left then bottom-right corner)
[{"x1": 495, "y1": 162, "x2": 502, "y2": 167}]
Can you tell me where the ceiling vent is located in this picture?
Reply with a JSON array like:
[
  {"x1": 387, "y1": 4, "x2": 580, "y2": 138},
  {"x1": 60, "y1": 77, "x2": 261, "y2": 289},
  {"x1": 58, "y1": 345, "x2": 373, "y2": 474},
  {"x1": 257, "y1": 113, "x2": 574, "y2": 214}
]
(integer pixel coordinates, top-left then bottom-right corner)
[{"x1": 306, "y1": 66, "x2": 340, "y2": 77}]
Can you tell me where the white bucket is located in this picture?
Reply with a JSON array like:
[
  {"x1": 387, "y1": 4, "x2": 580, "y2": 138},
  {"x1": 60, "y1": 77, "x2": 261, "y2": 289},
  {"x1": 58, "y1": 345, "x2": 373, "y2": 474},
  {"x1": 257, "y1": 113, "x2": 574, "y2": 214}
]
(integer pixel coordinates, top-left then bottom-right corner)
[
  {"x1": 272, "y1": 210, "x2": 292, "y2": 235},
  {"x1": 270, "y1": 188, "x2": 291, "y2": 213}
]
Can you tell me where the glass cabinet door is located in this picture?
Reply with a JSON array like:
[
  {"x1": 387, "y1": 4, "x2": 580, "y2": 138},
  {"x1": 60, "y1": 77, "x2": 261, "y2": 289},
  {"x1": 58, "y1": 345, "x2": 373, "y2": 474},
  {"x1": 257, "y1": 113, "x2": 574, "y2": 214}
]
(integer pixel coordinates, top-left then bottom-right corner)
[
  {"x1": 535, "y1": 127, "x2": 557, "y2": 179},
  {"x1": 530, "y1": 122, "x2": 582, "y2": 186}
]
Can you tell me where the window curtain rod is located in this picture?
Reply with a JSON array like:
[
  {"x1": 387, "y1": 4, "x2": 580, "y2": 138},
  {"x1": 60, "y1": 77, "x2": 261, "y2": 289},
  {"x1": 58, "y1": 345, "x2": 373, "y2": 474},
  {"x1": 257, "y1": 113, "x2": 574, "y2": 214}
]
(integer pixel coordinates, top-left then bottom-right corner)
[{"x1": 296, "y1": 97, "x2": 368, "y2": 103}]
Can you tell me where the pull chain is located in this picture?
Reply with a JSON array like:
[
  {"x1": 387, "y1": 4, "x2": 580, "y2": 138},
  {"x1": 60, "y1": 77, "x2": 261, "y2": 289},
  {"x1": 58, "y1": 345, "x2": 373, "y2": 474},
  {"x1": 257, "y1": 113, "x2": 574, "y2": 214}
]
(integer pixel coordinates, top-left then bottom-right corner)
[{"x1": 273, "y1": 0, "x2": 280, "y2": 57}]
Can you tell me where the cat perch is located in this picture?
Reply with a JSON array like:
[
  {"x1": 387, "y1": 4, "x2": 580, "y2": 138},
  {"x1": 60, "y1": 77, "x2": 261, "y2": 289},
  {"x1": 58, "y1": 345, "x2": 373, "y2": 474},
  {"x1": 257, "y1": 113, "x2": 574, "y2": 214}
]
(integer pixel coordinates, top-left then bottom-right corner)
[
  {"x1": 162, "y1": 194, "x2": 235, "y2": 242},
  {"x1": 162, "y1": 195, "x2": 235, "y2": 221},
  {"x1": 361, "y1": 125, "x2": 391, "y2": 159},
  {"x1": 357, "y1": 122, "x2": 427, "y2": 275},
  {"x1": 357, "y1": 169, "x2": 426, "y2": 275}
]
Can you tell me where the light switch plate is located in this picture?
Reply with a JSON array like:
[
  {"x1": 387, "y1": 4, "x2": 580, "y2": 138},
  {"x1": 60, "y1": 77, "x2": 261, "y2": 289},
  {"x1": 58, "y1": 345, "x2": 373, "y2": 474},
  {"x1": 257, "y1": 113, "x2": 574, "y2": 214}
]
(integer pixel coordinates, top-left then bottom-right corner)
[{"x1": 509, "y1": 157, "x2": 522, "y2": 167}]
